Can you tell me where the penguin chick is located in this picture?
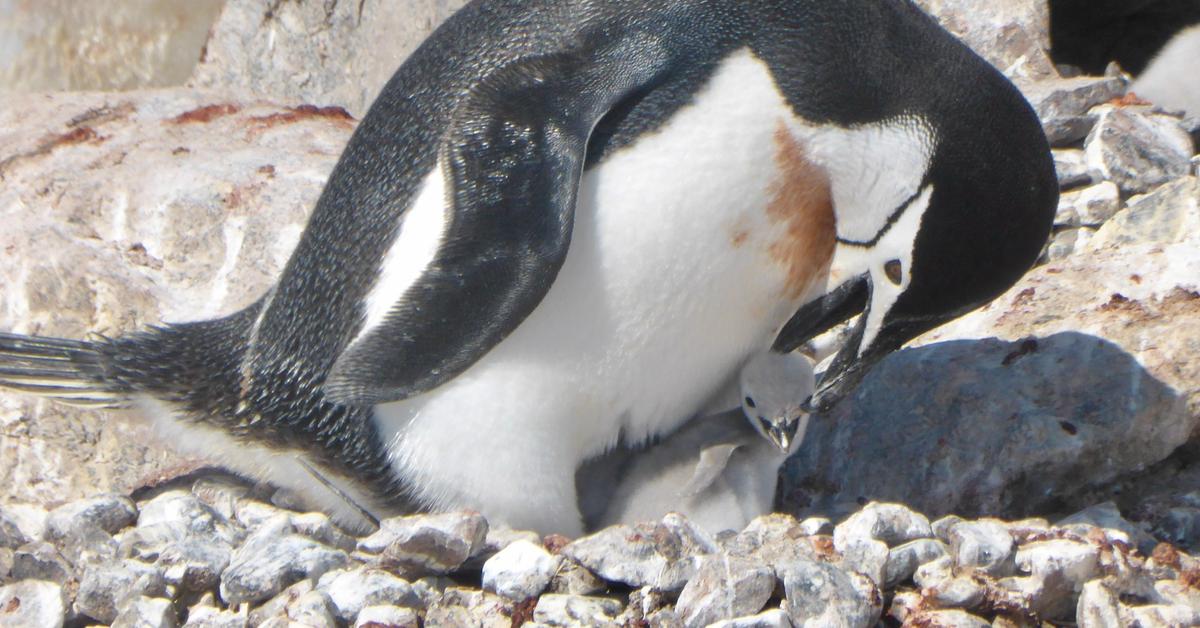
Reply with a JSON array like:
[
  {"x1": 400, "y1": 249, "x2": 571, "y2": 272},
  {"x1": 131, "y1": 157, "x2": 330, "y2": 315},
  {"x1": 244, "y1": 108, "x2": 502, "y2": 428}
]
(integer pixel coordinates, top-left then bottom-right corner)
[
  {"x1": 740, "y1": 351, "x2": 817, "y2": 454},
  {"x1": 580, "y1": 351, "x2": 814, "y2": 533}
]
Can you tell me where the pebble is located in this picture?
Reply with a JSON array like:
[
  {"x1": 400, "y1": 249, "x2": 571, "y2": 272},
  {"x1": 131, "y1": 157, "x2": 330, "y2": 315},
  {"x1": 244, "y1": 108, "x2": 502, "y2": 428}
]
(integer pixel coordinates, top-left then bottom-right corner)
[
  {"x1": 10, "y1": 541, "x2": 73, "y2": 585},
  {"x1": 45, "y1": 494, "x2": 137, "y2": 543},
  {"x1": 902, "y1": 609, "x2": 991, "y2": 627},
  {"x1": 883, "y1": 538, "x2": 948, "y2": 588},
  {"x1": 533, "y1": 594, "x2": 624, "y2": 626},
  {"x1": 1053, "y1": 148, "x2": 1093, "y2": 189},
  {"x1": 190, "y1": 477, "x2": 249, "y2": 523},
  {"x1": 675, "y1": 555, "x2": 775, "y2": 628},
  {"x1": 181, "y1": 605, "x2": 247, "y2": 628},
  {"x1": 1020, "y1": 76, "x2": 1127, "y2": 145},
  {"x1": 354, "y1": 604, "x2": 419, "y2": 628},
  {"x1": 833, "y1": 502, "x2": 932, "y2": 548},
  {"x1": 1055, "y1": 180, "x2": 1121, "y2": 227},
  {"x1": 290, "y1": 512, "x2": 356, "y2": 552},
  {"x1": 246, "y1": 579, "x2": 313, "y2": 626},
  {"x1": 370, "y1": 511, "x2": 487, "y2": 577},
  {"x1": 1090, "y1": 175, "x2": 1200, "y2": 249},
  {"x1": 111, "y1": 596, "x2": 176, "y2": 628},
  {"x1": 219, "y1": 515, "x2": 348, "y2": 605},
  {"x1": 546, "y1": 558, "x2": 606, "y2": 595},
  {"x1": 0, "y1": 580, "x2": 65, "y2": 628},
  {"x1": 0, "y1": 512, "x2": 28, "y2": 550},
  {"x1": 317, "y1": 567, "x2": 420, "y2": 621},
  {"x1": 75, "y1": 559, "x2": 167, "y2": 623},
  {"x1": 781, "y1": 559, "x2": 880, "y2": 628},
  {"x1": 1044, "y1": 226, "x2": 1096, "y2": 261},
  {"x1": 946, "y1": 520, "x2": 1015, "y2": 576},
  {"x1": 139, "y1": 491, "x2": 241, "y2": 546},
  {"x1": 798, "y1": 517, "x2": 832, "y2": 536},
  {"x1": 561, "y1": 523, "x2": 667, "y2": 588},
  {"x1": 427, "y1": 587, "x2": 513, "y2": 626},
  {"x1": 1015, "y1": 539, "x2": 1101, "y2": 586},
  {"x1": 710, "y1": 608, "x2": 793, "y2": 628},
  {"x1": 1084, "y1": 106, "x2": 1194, "y2": 194},
  {"x1": 481, "y1": 539, "x2": 561, "y2": 600},
  {"x1": 287, "y1": 590, "x2": 338, "y2": 627}
]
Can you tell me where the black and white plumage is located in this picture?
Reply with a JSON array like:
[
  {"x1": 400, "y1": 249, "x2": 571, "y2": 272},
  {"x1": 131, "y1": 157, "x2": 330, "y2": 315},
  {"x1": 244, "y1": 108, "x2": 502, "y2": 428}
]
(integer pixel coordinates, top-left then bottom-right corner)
[{"x1": 0, "y1": 0, "x2": 1056, "y2": 535}]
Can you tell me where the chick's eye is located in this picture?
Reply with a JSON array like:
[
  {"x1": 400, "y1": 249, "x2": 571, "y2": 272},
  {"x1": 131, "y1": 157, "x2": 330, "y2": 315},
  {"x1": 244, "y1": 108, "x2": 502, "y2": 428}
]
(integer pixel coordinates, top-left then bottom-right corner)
[{"x1": 744, "y1": 396, "x2": 756, "y2": 408}]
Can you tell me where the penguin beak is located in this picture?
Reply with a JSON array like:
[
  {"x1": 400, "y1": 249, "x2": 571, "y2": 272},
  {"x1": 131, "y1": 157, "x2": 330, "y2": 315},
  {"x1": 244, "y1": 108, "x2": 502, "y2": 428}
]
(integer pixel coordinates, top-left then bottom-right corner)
[{"x1": 766, "y1": 422, "x2": 792, "y2": 453}]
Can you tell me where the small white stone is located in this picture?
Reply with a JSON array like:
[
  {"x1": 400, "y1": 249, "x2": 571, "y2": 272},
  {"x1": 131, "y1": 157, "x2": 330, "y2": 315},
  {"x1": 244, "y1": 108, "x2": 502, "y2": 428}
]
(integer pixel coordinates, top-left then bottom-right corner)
[
  {"x1": 710, "y1": 608, "x2": 793, "y2": 628},
  {"x1": 112, "y1": 596, "x2": 176, "y2": 628},
  {"x1": 353, "y1": 605, "x2": 419, "y2": 628},
  {"x1": 798, "y1": 517, "x2": 832, "y2": 536},
  {"x1": 533, "y1": 594, "x2": 623, "y2": 626},
  {"x1": 834, "y1": 502, "x2": 932, "y2": 548},
  {"x1": 947, "y1": 520, "x2": 1014, "y2": 576},
  {"x1": 884, "y1": 538, "x2": 948, "y2": 588},
  {"x1": 481, "y1": 539, "x2": 561, "y2": 601},
  {"x1": 1015, "y1": 539, "x2": 1101, "y2": 588},
  {"x1": 319, "y1": 567, "x2": 420, "y2": 621},
  {"x1": 0, "y1": 580, "x2": 65, "y2": 628}
]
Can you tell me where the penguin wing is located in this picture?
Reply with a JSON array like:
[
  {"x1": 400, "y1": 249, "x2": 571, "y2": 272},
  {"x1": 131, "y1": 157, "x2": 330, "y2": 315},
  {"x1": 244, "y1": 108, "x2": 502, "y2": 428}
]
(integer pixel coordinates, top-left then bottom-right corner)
[
  {"x1": 324, "y1": 43, "x2": 674, "y2": 404},
  {"x1": 682, "y1": 443, "x2": 741, "y2": 498}
]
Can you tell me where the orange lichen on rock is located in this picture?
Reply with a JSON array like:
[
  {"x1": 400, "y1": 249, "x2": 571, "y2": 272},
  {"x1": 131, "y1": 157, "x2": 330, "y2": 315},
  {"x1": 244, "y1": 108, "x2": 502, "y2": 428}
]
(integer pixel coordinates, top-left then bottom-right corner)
[{"x1": 171, "y1": 103, "x2": 241, "y2": 124}]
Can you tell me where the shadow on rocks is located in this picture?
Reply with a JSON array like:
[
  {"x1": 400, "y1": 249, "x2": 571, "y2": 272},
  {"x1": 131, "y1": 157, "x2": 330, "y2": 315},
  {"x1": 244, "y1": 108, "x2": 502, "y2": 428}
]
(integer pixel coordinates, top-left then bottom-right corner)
[{"x1": 781, "y1": 331, "x2": 1192, "y2": 522}]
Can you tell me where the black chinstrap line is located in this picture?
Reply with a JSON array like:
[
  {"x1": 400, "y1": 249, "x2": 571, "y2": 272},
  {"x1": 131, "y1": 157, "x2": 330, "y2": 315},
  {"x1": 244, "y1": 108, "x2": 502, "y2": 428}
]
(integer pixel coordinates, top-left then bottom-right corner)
[{"x1": 834, "y1": 185, "x2": 926, "y2": 248}]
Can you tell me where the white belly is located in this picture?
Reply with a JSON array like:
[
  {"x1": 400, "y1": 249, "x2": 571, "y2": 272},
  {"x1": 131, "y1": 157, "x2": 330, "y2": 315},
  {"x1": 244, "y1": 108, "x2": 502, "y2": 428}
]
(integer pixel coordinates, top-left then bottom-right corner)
[{"x1": 372, "y1": 50, "x2": 832, "y2": 535}]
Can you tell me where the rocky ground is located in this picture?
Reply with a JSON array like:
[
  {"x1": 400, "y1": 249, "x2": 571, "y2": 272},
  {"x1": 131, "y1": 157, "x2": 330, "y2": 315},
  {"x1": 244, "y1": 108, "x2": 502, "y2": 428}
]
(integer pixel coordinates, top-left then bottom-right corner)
[
  {"x1": 2, "y1": 0, "x2": 1200, "y2": 626},
  {"x1": 3, "y1": 474, "x2": 1200, "y2": 627}
]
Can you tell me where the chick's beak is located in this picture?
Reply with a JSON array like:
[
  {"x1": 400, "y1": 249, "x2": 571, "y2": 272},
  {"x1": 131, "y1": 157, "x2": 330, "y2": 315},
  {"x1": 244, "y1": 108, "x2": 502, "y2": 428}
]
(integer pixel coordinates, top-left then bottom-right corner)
[{"x1": 766, "y1": 423, "x2": 792, "y2": 454}]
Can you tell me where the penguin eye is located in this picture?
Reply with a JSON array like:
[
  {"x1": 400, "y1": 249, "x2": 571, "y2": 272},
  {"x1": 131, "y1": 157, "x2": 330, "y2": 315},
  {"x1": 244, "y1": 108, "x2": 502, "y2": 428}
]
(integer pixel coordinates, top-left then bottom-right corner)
[
  {"x1": 884, "y1": 259, "x2": 903, "y2": 286},
  {"x1": 744, "y1": 396, "x2": 756, "y2": 408}
]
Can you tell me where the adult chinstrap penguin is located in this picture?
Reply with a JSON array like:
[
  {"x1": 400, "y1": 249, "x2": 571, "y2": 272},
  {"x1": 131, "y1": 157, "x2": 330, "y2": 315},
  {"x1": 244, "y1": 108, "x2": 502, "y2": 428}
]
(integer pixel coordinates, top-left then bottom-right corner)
[{"x1": 0, "y1": 0, "x2": 1057, "y2": 535}]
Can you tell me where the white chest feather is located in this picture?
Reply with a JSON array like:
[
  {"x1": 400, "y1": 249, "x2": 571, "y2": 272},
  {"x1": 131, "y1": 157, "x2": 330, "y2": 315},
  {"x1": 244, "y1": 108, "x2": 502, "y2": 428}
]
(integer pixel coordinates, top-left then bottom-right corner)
[{"x1": 371, "y1": 49, "x2": 835, "y2": 534}]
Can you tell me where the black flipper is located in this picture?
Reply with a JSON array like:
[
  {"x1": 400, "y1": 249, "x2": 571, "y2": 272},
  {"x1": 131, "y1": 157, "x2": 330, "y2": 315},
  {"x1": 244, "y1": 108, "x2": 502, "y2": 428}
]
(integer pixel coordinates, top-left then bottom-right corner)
[{"x1": 324, "y1": 40, "x2": 673, "y2": 405}]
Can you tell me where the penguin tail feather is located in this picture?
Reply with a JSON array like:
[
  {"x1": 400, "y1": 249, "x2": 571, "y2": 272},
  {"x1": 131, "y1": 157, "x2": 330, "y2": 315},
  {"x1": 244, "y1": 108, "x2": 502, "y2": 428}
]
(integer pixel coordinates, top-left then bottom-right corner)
[{"x1": 0, "y1": 332, "x2": 133, "y2": 409}]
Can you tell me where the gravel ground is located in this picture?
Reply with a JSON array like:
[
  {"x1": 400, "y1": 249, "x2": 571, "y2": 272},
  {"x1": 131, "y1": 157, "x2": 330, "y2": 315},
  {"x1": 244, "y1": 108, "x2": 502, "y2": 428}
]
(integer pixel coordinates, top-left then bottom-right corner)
[{"x1": 2, "y1": 472, "x2": 1199, "y2": 627}]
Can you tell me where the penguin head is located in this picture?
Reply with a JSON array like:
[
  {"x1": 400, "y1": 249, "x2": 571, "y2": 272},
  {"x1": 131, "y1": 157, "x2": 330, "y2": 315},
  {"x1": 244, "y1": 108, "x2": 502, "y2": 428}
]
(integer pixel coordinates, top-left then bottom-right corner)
[
  {"x1": 739, "y1": 351, "x2": 815, "y2": 454},
  {"x1": 781, "y1": 102, "x2": 1057, "y2": 413}
]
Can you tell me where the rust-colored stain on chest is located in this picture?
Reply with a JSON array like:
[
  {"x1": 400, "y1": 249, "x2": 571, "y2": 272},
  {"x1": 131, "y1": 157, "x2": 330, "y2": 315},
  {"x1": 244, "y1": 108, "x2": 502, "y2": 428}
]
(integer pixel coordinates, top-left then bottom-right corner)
[{"x1": 767, "y1": 123, "x2": 836, "y2": 299}]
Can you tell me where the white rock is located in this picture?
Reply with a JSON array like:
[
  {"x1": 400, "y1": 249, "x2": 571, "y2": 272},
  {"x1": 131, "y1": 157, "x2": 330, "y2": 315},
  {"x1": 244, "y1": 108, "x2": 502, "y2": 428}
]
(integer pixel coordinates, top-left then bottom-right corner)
[
  {"x1": 833, "y1": 502, "x2": 933, "y2": 548},
  {"x1": 1016, "y1": 539, "x2": 1102, "y2": 588},
  {"x1": 798, "y1": 518, "x2": 832, "y2": 536},
  {"x1": 1077, "y1": 580, "x2": 1122, "y2": 628},
  {"x1": 1085, "y1": 106, "x2": 1194, "y2": 194},
  {"x1": 1090, "y1": 176, "x2": 1200, "y2": 249},
  {"x1": 354, "y1": 605, "x2": 419, "y2": 628},
  {"x1": 782, "y1": 560, "x2": 881, "y2": 628},
  {"x1": 112, "y1": 596, "x2": 176, "y2": 628},
  {"x1": 1055, "y1": 181, "x2": 1121, "y2": 227},
  {"x1": 318, "y1": 567, "x2": 419, "y2": 622},
  {"x1": 287, "y1": 590, "x2": 337, "y2": 628},
  {"x1": 45, "y1": 493, "x2": 137, "y2": 542},
  {"x1": 533, "y1": 594, "x2": 623, "y2": 627},
  {"x1": 710, "y1": 608, "x2": 793, "y2": 628},
  {"x1": 561, "y1": 523, "x2": 667, "y2": 588},
  {"x1": 219, "y1": 516, "x2": 348, "y2": 605},
  {"x1": 675, "y1": 555, "x2": 775, "y2": 628},
  {"x1": 370, "y1": 511, "x2": 488, "y2": 577},
  {"x1": 905, "y1": 610, "x2": 990, "y2": 627},
  {"x1": 481, "y1": 539, "x2": 560, "y2": 601},
  {"x1": 884, "y1": 538, "x2": 949, "y2": 588},
  {"x1": 947, "y1": 520, "x2": 1015, "y2": 576},
  {"x1": 1053, "y1": 148, "x2": 1092, "y2": 189},
  {"x1": 182, "y1": 605, "x2": 247, "y2": 628},
  {"x1": 0, "y1": 580, "x2": 65, "y2": 628}
]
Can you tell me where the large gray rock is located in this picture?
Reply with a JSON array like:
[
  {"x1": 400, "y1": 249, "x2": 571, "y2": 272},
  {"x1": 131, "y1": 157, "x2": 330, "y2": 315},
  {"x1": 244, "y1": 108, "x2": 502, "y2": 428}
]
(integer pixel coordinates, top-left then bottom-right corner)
[
  {"x1": 783, "y1": 210, "x2": 1200, "y2": 519},
  {"x1": 368, "y1": 511, "x2": 488, "y2": 578},
  {"x1": 190, "y1": 0, "x2": 470, "y2": 117},
  {"x1": 0, "y1": 90, "x2": 352, "y2": 509}
]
